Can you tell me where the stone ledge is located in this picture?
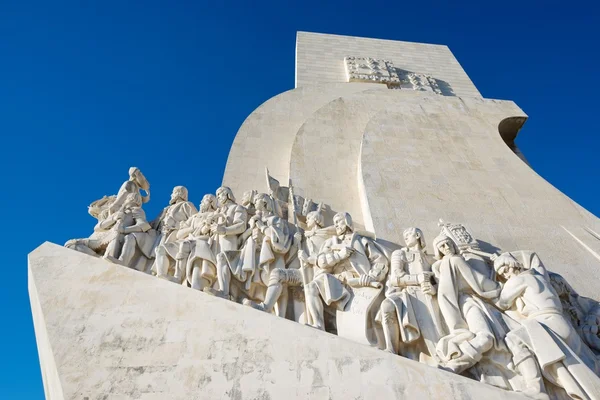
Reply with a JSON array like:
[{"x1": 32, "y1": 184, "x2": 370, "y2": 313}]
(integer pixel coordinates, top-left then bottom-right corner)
[{"x1": 29, "y1": 242, "x2": 528, "y2": 399}]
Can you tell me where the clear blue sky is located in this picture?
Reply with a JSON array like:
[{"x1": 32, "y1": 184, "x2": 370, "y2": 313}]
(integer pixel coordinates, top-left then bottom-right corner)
[{"x1": 1, "y1": 0, "x2": 598, "y2": 397}]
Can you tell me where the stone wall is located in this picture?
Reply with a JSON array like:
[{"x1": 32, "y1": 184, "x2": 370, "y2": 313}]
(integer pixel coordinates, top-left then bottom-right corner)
[{"x1": 295, "y1": 31, "x2": 481, "y2": 98}]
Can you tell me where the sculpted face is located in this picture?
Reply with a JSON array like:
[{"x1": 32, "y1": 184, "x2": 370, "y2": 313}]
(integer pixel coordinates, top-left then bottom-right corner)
[
  {"x1": 497, "y1": 264, "x2": 518, "y2": 281},
  {"x1": 404, "y1": 229, "x2": 420, "y2": 248},
  {"x1": 200, "y1": 195, "x2": 215, "y2": 213},
  {"x1": 171, "y1": 187, "x2": 186, "y2": 203},
  {"x1": 254, "y1": 194, "x2": 269, "y2": 212},
  {"x1": 306, "y1": 213, "x2": 317, "y2": 229},
  {"x1": 437, "y1": 239, "x2": 455, "y2": 257},
  {"x1": 333, "y1": 214, "x2": 348, "y2": 236},
  {"x1": 216, "y1": 187, "x2": 230, "y2": 206}
]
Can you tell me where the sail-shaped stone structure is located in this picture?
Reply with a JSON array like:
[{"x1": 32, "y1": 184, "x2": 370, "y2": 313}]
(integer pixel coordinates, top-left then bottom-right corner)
[{"x1": 29, "y1": 32, "x2": 600, "y2": 399}]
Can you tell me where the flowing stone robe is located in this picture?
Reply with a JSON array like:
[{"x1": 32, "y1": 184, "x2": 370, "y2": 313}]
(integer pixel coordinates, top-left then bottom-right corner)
[
  {"x1": 118, "y1": 207, "x2": 156, "y2": 259},
  {"x1": 434, "y1": 254, "x2": 501, "y2": 332},
  {"x1": 239, "y1": 213, "x2": 293, "y2": 298},
  {"x1": 212, "y1": 202, "x2": 249, "y2": 296},
  {"x1": 181, "y1": 211, "x2": 219, "y2": 288},
  {"x1": 151, "y1": 200, "x2": 197, "y2": 277},
  {"x1": 499, "y1": 269, "x2": 600, "y2": 399},
  {"x1": 376, "y1": 248, "x2": 446, "y2": 359},
  {"x1": 104, "y1": 206, "x2": 157, "y2": 271},
  {"x1": 292, "y1": 226, "x2": 335, "y2": 324},
  {"x1": 433, "y1": 254, "x2": 518, "y2": 389},
  {"x1": 153, "y1": 200, "x2": 198, "y2": 248},
  {"x1": 314, "y1": 232, "x2": 387, "y2": 309}
]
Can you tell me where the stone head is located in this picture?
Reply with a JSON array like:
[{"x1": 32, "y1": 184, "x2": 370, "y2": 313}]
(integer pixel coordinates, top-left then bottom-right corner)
[
  {"x1": 403, "y1": 227, "x2": 425, "y2": 249},
  {"x1": 433, "y1": 234, "x2": 458, "y2": 259},
  {"x1": 216, "y1": 186, "x2": 236, "y2": 206},
  {"x1": 494, "y1": 253, "x2": 523, "y2": 281},
  {"x1": 333, "y1": 212, "x2": 353, "y2": 236},
  {"x1": 254, "y1": 193, "x2": 274, "y2": 213},
  {"x1": 306, "y1": 210, "x2": 325, "y2": 230},
  {"x1": 200, "y1": 194, "x2": 217, "y2": 213},
  {"x1": 170, "y1": 186, "x2": 188, "y2": 205},
  {"x1": 128, "y1": 167, "x2": 150, "y2": 191}
]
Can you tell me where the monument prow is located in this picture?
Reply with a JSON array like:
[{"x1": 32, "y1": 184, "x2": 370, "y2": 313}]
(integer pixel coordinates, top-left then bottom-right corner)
[{"x1": 29, "y1": 242, "x2": 528, "y2": 400}]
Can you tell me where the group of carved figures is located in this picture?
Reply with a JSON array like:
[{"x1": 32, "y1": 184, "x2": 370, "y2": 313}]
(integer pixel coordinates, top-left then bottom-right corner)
[{"x1": 66, "y1": 167, "x2": 600, "y2": 400}]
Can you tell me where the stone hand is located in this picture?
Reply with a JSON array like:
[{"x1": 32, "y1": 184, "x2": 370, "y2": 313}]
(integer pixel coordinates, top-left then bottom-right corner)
[
  {"x1": 298, "y1": 249, "x2": 308, "y2": 263},
  {"x1": 293, "y1": 231, "x2": 302, "y2": 245},
  {"x1": 339, "y1": 246, "x2": 355, "y2": 259},
  {"x1": 417, "y1": 271, "x2": 433, "y2": 284},
  {"x1": 420, "y1": 281, "x2": 436, "y2": 295},
  {"x1": 213, "y1": 223, "x2": 226, "y2": 235},
  {"x1": 358, "y1": 274, "x2": 374, "y2": 287}
]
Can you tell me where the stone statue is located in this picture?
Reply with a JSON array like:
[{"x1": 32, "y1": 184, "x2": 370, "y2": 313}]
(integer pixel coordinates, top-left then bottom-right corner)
[
  {"x1": 494, "y1": 253, "x2": 600, "y2": 399},
  {"x1": 66, "y1": 167, "x2": 151, "y2": 259},
  {"x1": 240, "y1": 193, "x2": 299, "y2": 315},
  {"x1": 432, "y1": 234, "x2": 507, "y2": 374},
  {"x1": 204, "y1": 186, "x2": 248, "y2": 299},
  {"x1": 243, "y1": 209, "x2": 329, "y2": 317},
  {"x1": 176, "y1": 194, "x2": 219, "y2": 290},
  {"x1": 101, "y1": 192, "x2": 156, "y2": 271},
  {"x1": 304, "y1": 212, "x2": 388, "y2": 330},
  {"x1": 376, "y1": 227, "x2": 446, "y2": 361},
  {"x1": 65, "y1": 195, "x2": 119, "y2": 257},
  {"x1": 152, "y1": 186, "x2": 198, "y2": 282},
  {"x1": 549, "y1": 272, "x2": 600, "y2": 354},
  {"x1": 64, "y1": 171, "x2": 600, "y2": 400},
  {"x1": 107, "y1": 167, "x2": 150, "y2": 215}
]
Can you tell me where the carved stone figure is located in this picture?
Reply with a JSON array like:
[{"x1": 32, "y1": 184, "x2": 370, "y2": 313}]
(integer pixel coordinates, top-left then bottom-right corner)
[
  {"x1": 101, "y1": 192, "x2": 157, "y2": 271},
  {"x1": 66, "y1": 167, "x2": 151, "y2": 258},
  {"x1": 243, "y1": 209, "x2": 328, "y2": 317},
  {"x1": 65, "y1": 195, "x2": 119, "y2": 257},
  {"x1": 494, "y1": 253, "x2": 600, "y2": 399},
  {"x1": 107, "y1": 167, "x2": 150, "y2": 215},
  {"x1": 233, "y1": 193, "x2": 295, "y2": 314},
  {"x1": 550, "y1": 272, "x2": 600, "y2": 354},
  {"x1": 176, "y1": 194, "x2": 219, "y2": 290},
  {"x1": 204, "y1": 187, "x2": 248, "y2": 299},
  {"x1": 432, "y1": 234, "x2": 508, "y2": 376},
  {"x1": 304, "y1": 212, "x2": 388, "y2": 330},
  {"x1": 63, "y1": 163, "x2": 600, "y2": 400},
  {"x1": 152, "y1": 186, "x2": 198, "y2": 281},
  {"x1": 582, "y1": 303, "x2": 600, "y2": 353},
  {"x1": 376, "y1": 228, "x2": 446, "y2": 361}
]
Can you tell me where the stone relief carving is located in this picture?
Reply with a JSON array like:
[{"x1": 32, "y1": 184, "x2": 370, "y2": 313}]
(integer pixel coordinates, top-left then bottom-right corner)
[
  {"x1": 344, "y1": 56, "x2": 400, "y2": 87},
  {"x1": 65, "y1": 167, "x2": 600, "y2": 400},
  {"x1": 344, "y1": 56, "x2": 449, "y2": 94}
]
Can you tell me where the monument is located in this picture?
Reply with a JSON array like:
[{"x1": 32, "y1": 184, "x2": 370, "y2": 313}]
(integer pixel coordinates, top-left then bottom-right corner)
[{"x1": 29, "y1": 32, "x2": 600, "y2": 399}]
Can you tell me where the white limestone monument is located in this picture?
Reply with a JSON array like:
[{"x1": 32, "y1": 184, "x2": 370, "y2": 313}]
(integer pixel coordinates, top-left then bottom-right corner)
[{"x1": 29, "y1": 32, "x2": 600, "y2": 399}]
